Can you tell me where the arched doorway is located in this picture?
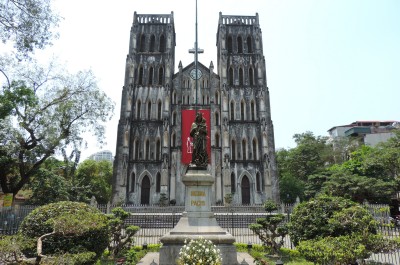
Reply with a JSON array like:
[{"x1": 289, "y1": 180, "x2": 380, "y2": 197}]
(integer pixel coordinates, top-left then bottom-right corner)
[
  {"x1": 241, "y1": 175, "x2": 251, "y2": 204},
  {"x1": 141, "y1": 175, "x2": 151, "y2": 205}
]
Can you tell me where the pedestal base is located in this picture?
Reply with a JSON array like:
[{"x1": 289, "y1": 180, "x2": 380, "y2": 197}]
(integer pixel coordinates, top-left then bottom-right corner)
[{"x1": 159, "y1": 168, "x2": 238, "y2": 265}]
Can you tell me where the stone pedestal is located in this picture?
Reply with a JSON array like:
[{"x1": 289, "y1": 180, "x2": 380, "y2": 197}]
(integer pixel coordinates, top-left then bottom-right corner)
[{"x1": 159, "y1": 167, "x2": 238, "y2": 265}]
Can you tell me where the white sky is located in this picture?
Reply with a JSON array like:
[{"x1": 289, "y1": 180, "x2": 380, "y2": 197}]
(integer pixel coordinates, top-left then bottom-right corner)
[{"x1": 19, "y1": 0, "x2": 400, "y2": 159}]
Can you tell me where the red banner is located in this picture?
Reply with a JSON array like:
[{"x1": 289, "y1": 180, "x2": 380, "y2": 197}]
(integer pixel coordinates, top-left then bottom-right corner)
[{"x1": 181, "y1": 109, "x2": 211, "y2": 165}]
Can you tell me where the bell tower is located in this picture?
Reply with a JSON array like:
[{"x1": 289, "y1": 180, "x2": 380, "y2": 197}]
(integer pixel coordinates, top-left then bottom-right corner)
[
  {"x1": 112, "y1": 12, "x2": 176, "y2": 204},
  {"x1": 216, "y1": 12, "x2": 279, "y2": 203}
]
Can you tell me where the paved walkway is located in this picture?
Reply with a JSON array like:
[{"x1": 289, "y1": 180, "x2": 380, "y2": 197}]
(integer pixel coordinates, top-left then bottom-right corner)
[{"x1": 137, "y1": 252, "x2": 254, "y2": 264}]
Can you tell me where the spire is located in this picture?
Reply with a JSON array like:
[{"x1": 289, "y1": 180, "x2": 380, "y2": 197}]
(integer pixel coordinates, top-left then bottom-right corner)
[{"x1": 188, "y1": 0, "x2": 204, "y2": 111}]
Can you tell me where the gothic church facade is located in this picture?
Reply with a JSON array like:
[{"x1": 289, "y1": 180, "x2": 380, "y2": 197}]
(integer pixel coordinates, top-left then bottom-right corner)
[{"x1": 112, "y1": 12, "x2": 279, "y2": 205}]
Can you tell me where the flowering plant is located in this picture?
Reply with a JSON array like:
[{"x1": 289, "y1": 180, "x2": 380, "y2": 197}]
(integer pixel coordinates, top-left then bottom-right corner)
[{"x1": 177, "y1": 237, "x2": 222, "y2": 265}]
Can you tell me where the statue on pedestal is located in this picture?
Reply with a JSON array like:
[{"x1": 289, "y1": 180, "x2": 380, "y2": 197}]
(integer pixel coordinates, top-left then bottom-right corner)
[{"x1": 190, "y1": 112, "x2": 208, "y2": 167}]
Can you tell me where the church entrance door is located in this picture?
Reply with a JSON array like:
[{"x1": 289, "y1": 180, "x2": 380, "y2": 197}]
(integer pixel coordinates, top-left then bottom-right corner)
[
  {"x1": 141, "y1": 175, "x2": 151, "y2": 205},
  {"x1": 241, "y1": 175, "x2": 250, "y2": 204}
]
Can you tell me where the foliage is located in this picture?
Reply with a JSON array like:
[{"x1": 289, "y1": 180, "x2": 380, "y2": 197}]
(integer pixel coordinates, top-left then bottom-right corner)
[
  {"x1": 289, "y1": 195, "x2": 400, "y2": 264},
  {"x1": 321, "y1": 169, "x2": 395, "y2": 203},
  {"x1": 288, "y1": 195, "x2": 356, "y2": 245},
  {"x1": 26, "y1": 158, "x2": 70, "y2": 205},
  {"x1": 0, "y1": 58, "x2": 114, "y2": 195},
  {"x1": 74, "y1": 159, "x2": 113, "y2": 204},
  {"x1": 297, "y1": 233, "x2": 400, "y2": 265},
  {"x1": 0, "y1": 0, "x2": 60, "y2": 57},
  {"x1": 177, "y1": 237, "x2": 222, "y2": 265},
  {"x1": 279, "y1": 174, "x2": 305, "y2": 203},
  {"x1": 0, "y1": 235, "x2": 26, "y2": 264},
  {"x1": 249, "y1": 200, "x2": 288, "y2": 254},
  {"x1": 106, "y1": 207, "x2": 140, "y2": 258},
  {"x1": 47, "y1": 251, "x2": 97, "y2": 265},
  {"x1": 18, "y1": 201, "x2": 109, "y2": 260},
  {"x1": 276, "y1": 132, "x2": 333, "y2": 201}
]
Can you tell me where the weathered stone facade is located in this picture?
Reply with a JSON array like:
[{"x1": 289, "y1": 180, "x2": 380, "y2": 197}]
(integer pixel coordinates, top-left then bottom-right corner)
[{"x1": 112, "y1": 12, "x2": 279, "y2": 205}]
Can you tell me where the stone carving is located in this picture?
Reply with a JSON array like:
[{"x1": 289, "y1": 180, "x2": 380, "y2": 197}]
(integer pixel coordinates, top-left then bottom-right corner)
[{"x1": 190, "y1": 112, "x2": 208, "y2": 167}]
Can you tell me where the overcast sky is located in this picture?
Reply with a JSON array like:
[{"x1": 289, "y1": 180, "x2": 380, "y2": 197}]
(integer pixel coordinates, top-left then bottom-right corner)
[{"x1": 31, "y1": 0, "x2": 400, "y2": 159}]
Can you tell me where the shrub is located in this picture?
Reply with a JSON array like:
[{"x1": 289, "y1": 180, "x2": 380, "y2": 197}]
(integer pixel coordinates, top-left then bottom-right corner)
[
  {"x1": 249, "y1": 200, "x2": 288, "y2": 254},
  {"x1": 18, "y1": 201, "x2": 109, "y2": 260},
  {"x1": 288, "y1": 195, "x2": 355, "y2": 245},
  {"x1": 106, "y1": 207, "x2": 140, "y2": 258},
  {"x1": 289, "y1": 195, "x2": 400, "y2": 264}
]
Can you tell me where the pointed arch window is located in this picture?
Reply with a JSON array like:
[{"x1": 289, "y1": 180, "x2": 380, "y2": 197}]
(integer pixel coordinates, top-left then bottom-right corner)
[
  {"x1": 159, "y1": 35, "x2": 166, "y2": 52},
  {"x1": 172, "y1": 90, "x2": 177, "y2": 104},
  {"x1": 156, "y1": 172, "x2": 161, "y2": 193},
  {"x1": 215, "y1": 111, "x2": 219, "y2": 126},
  {"x1": 147, "y1": 101, "x2": 151, "y2": 120},
  {"x1": 227, "y1": 35, "x2": 233, "y2": 53},
  {"x1": 149, "y1": 34, "x2": 155, "y2": 52},
  {"x1": 138, "y1": 66, "x2": 144, "y2": 85},
  {"x1": 251, "y1": 100, "x2": 255, "y2": 121},
  {"x1": 172, "y1": 111, "x2": 177, "y2": 125},
  {"x1": 148, "y1": 67, "x2": 154, "y2": 85},
  {"x1": 242, "y1": 139, "x2": 247, "y2": 160},
  {"x1": 252, "y1": 138, "x2": 258, "y2": 160},
  {"x1": 140, "y1": 34, "x2": 146, "y2": 52},
  {"x1": 249, "y1": 67, "x2": 254, "y2": 86},
  {"x1": 241, "y1": 100, "x2": 245, "y2": 121},
  {"x1": 229, "y1": 67, "x2": 234, "y2": 86},
  {"x1": 239, "y1": 67, "x2": 244, "y2": 86},
  {"x1": 158, "y1": 66, "x2": 164, "y2": 85},
  {"x1": 215, "y1": 133, "x2": 220, "y2": 148},
  {"x1": 230, "y1": 101, "x2": 235, "y2": 120},
  {"x1": 157, "y1": 101, "x2": 162, "y2": 120},
  {"x1": 247, "y1": 36, "x2": 253, "y2": 53},
  {"x1": 215, "y1": 91, "x2": 220, "y2": 104},
  {"x1": 231, "y1": 173, "x2": 236, "y2": 193},
  {"x1": 145, "y1": 139, "x2": 150, "y2": 160},
  {"x1": 231, "y1": 139, "x2": 236, "y2": 160},
  {"x1": 171, "y1": 132, "x2": 176, "y2": 147},
  {"x1": 237, "y1": 36, "x2": 243, "y2": 53}
]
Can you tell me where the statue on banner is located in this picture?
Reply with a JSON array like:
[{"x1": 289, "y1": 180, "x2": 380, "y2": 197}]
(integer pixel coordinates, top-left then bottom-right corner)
[{"x1": 190, "y1": 112, "x2": 208, "y2": 167}]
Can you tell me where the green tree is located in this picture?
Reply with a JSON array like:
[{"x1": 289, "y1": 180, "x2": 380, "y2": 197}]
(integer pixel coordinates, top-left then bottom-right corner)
[
  {"x1": 321, "y1": 169, "x2": 395, "y2": 203},
  {"x1": 290, "y1": 195, "x2": 399, "y2": 264},
  {"x1": 277, "y1": 132, "x2": 333, "y2": 201},
  {"x1": 26, "y1": 159, "x2": 70, "y2": 205},
  {"x1": 75, "y1": 159, "x2": 113, "y2": 204},
  {"x1": 0, "y1": 0, "x2": 60, "y2": 57},
  {"x1": 0, "y1": 59, "x2": 114, "y2": 195}
]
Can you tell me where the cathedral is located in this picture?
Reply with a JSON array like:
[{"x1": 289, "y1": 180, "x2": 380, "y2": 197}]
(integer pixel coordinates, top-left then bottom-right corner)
[{"x1": 111, "y1": 11, "x2": 279, "y2": 205}]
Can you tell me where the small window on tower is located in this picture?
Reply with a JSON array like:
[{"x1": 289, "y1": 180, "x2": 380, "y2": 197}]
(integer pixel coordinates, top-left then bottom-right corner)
[
  {"x1": 227, "y1": 36, "x2": 233, "y2": 53},
  {"x1": 140, "y1": 34, "x2": 146, "y2": 52},
  {"x1": 150, "y1": 35, "x2": 155, "y2": 52},
  {"x1": 159, "y1": 35, "x2": 166, "y2": 52}
]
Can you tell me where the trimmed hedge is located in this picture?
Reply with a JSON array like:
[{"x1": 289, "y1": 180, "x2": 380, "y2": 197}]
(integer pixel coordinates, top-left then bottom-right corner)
[{"x1": 18, "y1": 201, "x2": 109, "y2": 260}]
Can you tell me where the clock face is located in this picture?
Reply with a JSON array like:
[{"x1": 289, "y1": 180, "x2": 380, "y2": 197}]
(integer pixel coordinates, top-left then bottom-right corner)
[{"x1": 190, "y1": 68, "x2": 202, "y2": 80}]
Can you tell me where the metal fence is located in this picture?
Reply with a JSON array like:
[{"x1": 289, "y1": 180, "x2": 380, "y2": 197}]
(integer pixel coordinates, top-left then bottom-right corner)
[{"x1": 1, "y1": 203, "x2": 399, "y2": 264}]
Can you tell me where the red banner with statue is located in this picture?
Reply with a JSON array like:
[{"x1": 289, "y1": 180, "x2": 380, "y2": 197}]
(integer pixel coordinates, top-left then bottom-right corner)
[{"x1": 181, "y1": 109, "x2": 211, "y2": 165}]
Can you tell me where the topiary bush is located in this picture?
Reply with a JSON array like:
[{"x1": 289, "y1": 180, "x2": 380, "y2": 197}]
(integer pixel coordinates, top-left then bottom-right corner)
[{"x1": 18, "y1": 201, "x2": 109, "y2": 262}]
